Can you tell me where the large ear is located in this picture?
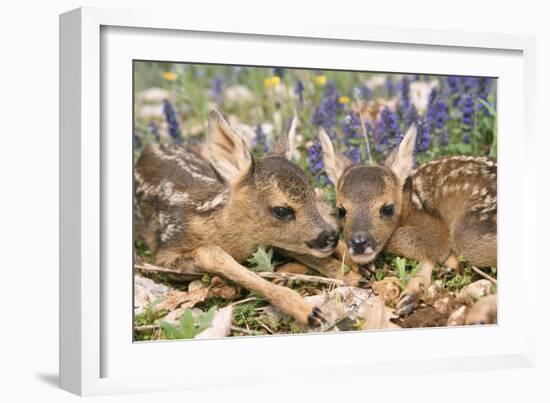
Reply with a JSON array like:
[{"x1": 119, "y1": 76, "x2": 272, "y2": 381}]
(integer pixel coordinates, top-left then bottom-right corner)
[
  {"x1": 319, "y1": 127, "x2": 351, "y2": 185},
  {"x1": 384, "y1": 125, "x2": 417, "y2": 185},
  {"x1": 273, "y1": 111, "x2": 298, "y2": 160},
  {"x1": 207, "y1": 109, "x2": 253, "y2": 185}
]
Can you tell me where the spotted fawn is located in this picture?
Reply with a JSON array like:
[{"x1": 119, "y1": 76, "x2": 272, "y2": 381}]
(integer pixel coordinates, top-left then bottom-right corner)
[
  {"x1": 319, "y1": 125, "x2": 497, "y2": 324},
  {"x1": 135, "y1": 110, "x2": 345, "y2": 325}
]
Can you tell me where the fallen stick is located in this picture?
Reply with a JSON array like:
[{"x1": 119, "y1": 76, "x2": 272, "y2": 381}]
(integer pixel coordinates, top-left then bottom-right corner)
[
  {"x1": 135, "y1": 263, "x2": 345, "y2": 287},
  {"x1": 471, "y1": 266, "x2": 497, "y2": 285},
  {"x1": 255, "y1": 271, "x2": 345, "y2": 287},
  {"x1": 134, "y1": 324, "x2": 159, "y2": 332},
  {"x1": 230, "y1": 325, "x2": 257, "y2": 336},
  {"x1": 135, "y1": 262, "x2": 202, "y2": 278}
]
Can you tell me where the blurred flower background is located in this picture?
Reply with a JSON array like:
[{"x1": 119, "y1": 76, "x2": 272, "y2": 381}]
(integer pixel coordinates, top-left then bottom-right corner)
[{"x1": 134, "y1": 62, "x2": 497, "y2": 191}]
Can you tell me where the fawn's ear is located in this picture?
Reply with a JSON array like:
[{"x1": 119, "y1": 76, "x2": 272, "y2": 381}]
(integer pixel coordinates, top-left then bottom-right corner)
[
  {"x1": 319, "y1": 127, "x2": 351, "y2": 185},
  {"x1": 207, "y1": 109, "x2": 252, "y2": 185},
  {"x1": 384, "y1": 125, "x2": 417, "y2": 185},
  {"x1": 273, "y1": 111, "x2": 298, "y2": 160}
]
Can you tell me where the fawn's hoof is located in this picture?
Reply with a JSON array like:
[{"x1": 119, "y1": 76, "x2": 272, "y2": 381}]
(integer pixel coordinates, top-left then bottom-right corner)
[
  {"x1": 396, "y1": 293, "x2": 416, "y2": 316},
  {"x1": 307, "y1": 307, "x2": 325, "y2": 326},
  {"x1": 396, "y1": 276, "x2": 429, "y2": 316}
]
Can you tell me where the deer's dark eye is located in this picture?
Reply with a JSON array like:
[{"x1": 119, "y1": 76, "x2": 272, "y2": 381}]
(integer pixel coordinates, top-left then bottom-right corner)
[
  {"x1": 271, "y1": 206, "x2": 295, "y2": 221},
  {"x1": 337, "y1": 207, "x2": 347, "y2": 219},
  {"x1": 381, "y1": 204, "x2": 395, "y2": 218}
]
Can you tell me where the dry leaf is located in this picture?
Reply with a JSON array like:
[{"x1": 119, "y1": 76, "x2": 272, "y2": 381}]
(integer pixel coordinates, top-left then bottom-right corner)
[
  {"x1": 134, "y1": 274, "x2": 174, "y2": 315},
  {"x1": 434, "y1": 296, "x2": 452, "y2": 314},
  {"x1": 210, "y1": 276, "x2": 240, "y2": 300},
  {"x1": 458, "y1": 279, "x2": 492, "y2": 305},
  {"x1": 195, "y1": 306, "x2": 234, "y2": 339},
  {"x1": 261, "y1": 286, "x2": 401, "y2": 332},
  {"x1": 188, "y1": 279, "x2": 206, "y2": 292},
  {"x1": 360, "y1": 298, "x2": 401, "y2": 330},
  {"x1": 154, "y1": 287, "x2": 210, "y2": 315},
  {"x1": 372, "y1": 277, "x2": 401, "y2": 306},
  {"x1": 465, "y1": 294, "x2": 497, "y2": 325},
  {"x1": 447, "y1": 305, "x2": 467, "y2": 326}
]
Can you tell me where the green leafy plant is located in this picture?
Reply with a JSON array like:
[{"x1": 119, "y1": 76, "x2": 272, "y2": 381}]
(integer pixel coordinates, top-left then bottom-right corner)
[
  {"x1": 395, "y1": 257, "x2": 420, "y2": 290},
  {"x1": 247, "y1": 245, "x2": 276, "y2": 272},
  {"x1": 341, "y1": 263, "x2": 351, "y2": 275},
  {"x1": 160, "y1": 306, "x2": 217, "y2": 340},
  {"x1": 134, "y1": 298, "x2": 166, "y2": 327},
  {"x1": 444, "y1": 273, "x2": 472, "y2": 291}
]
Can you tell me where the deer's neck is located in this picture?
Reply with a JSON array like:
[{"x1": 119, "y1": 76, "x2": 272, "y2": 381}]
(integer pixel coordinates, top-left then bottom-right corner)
[{"x1": 214, "y1": 187, "x2": 261, "y2": 261}]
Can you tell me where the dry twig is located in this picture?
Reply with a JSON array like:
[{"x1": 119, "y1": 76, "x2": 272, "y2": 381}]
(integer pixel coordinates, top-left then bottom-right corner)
[
  {"x1": 135, "y1": 263, "x2": 345, "y2": 287},
  {"x1": 471, "y1": 266, "x2": 497, "y2": 284},
  {"x1": 255, "y1": 271, "x2": 345, "y2": 287}
]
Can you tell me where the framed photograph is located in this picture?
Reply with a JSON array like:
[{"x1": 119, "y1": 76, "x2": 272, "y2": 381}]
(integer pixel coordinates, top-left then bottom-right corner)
[{"x1": 60, "y1": 6, "x2": 537, "y2": 396}]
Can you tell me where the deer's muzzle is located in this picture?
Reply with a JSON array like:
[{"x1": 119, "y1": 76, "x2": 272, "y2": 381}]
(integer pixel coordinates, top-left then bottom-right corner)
[{"x1": 305, "y1": 230, "x2": 338, "y2": 254}]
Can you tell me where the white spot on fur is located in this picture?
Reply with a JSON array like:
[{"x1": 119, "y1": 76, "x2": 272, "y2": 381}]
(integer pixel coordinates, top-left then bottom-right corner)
[
  {"x1": 412, "y1": 192, "x2": 423, "y2": 209},
  {"x1": 151, "y1": 145, "x2": 218, "y2": 184},
  {"x1": 195, "y1": 189, "x2": 230, "y2": 212}
]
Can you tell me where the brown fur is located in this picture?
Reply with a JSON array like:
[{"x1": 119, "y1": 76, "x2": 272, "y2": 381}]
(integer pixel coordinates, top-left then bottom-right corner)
[
  {"x1": 134, "y1": 110, "x2": 337, "y2": 325},
  {"x1": 320, "y1": 126, "x2": 497, "y2": 323}
]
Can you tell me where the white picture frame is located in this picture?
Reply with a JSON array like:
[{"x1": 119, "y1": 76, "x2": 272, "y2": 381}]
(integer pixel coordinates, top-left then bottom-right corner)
[{"x1": 60, "y1": 6, "x2": 537, "y2": 396}]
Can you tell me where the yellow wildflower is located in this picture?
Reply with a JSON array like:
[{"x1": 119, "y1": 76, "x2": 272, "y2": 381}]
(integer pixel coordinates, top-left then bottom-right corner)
[
  {"x1": 338, "y1": 96, "x2": 350, "y2": 104},
  {"x1": 162, "y1": 71, "x2": 177, "y2": 81},
  {"x1": 264, "y1": 76, "x2": 281, "y2": 88},
  {"x1": 315, "y1": 75, "x2": 327, "y2": 86}
]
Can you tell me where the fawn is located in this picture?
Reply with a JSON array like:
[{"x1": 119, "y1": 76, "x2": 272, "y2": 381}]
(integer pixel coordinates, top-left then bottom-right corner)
[
  {"x1": 319, "y1": 125, "x2": 497, "y2": 324},
  {"x1": 135, "y1": 109, "x2": 346, "y2": 325}
]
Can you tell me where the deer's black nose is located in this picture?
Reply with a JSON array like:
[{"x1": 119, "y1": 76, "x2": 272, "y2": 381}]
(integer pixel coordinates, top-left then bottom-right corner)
[
  {"x1": 307, "y1": 230, "x2": 338, "y2": 251},
  {"x1": 350, "y1": 232, "x2": 372, "y2": 254},
  {"x1": 323, "y1": 231, "x2": 338, "y2": 248}
]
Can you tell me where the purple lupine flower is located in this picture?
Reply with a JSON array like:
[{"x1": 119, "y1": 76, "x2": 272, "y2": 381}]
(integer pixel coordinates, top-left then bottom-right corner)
[
  {"x1": 354, "y1": 86, "x2": 372, "y2": 101},
  {"x1": 148, "y1": 121, "x2": 160, "y2": 142},
  {"x1": 399, "y1": 76, "x2": 411, "y2": 110},
  {"x1": 462, "y1": 95, "x2": 475, "y2": 126},
  {"x1": 375, "y1": 107, "x2": 402, "y2": 154},
  {"x1": 447, "y1": 76, "x2": 461, "y2": 94},
  {"x1": 462, "y1": 76, "x2": 480, "y2": 94},
  {"x1": 415, "y1": 118, "x2": 431, "y2": 152},
  {"x1": 306, "y1": 141, "x2": 329, "y2": 184},
  {"x1": 211, "y1": 75, "x2": 224, "y2": 102},
  {"x1": 162, "y1": 99, "x2": 181, "y2": 143},
  {"x1": 426, "y1": 89, "x2": 449, "y2": 131},
  {"x1": 402, "y1": 103, "x2": 418, "y2": 127},
  {"x1": 478, "y1": 77, "x2": 493, "y2": 100},
  {"x1": 294, "y1": 80, "x2": 305, "y2": 104},
  {"x1": 461, "y1": 95, "x2": 475, "y2": 143},
  {"x1": 312, "y1": 80, "x2": 340, "y2": 138},
  {"x1": 273, "y1": 67, "x2": 285, "y2": 78},
  {"x1": 476, "y1": 77, "x2": 494, "y2": 112},
  {"x1": 341, "y1": 112, "x2": 362, "y2": 163},
  {"x1": 253, "y1": 124, "x2": 269, "y2": 154}
]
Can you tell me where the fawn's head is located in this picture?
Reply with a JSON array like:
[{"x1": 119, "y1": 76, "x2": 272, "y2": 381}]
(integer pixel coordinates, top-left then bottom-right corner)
[
  {"x1": 208, "y1": 110, "x2": 338, "y2": 257},
  {"x1": 320, "y1": 125, "x2": 417, "y2": 263}
]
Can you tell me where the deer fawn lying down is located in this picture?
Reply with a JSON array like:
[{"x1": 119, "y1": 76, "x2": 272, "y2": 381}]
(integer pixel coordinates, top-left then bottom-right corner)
[
  {"x1": 320, "y1": 126, "x2": 497, "y2": 324},
  {"x1": 135, "y1": 110, "x2": 342, "y2": 325}
]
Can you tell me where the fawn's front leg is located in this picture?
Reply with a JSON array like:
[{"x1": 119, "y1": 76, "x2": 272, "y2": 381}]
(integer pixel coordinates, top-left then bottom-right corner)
[
  {"x1": 193, "y1": 245, "x2": 324, "y2": 326},
  {"x1": 386, "y1": 222, "x2": 450, "y2": 316},
  {"x1": 395, "y1": 260, "x2": 434, "y2": 316}
]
